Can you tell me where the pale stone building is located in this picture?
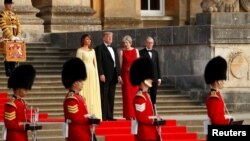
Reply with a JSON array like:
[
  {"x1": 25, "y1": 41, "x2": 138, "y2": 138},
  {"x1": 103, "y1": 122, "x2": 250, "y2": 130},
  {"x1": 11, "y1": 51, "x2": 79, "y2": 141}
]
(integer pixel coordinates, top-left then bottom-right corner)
[
  {"x1": 0, "y1": 0, "x2": 207, "y2": 33},
  {"x1": 1, "y1": 0, "x2": 250, "y2": 33}
]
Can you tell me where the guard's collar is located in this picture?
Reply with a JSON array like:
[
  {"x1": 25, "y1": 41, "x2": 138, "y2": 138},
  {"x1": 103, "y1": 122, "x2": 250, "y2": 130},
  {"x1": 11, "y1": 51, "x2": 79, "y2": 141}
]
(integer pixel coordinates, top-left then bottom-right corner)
[{"x1": 13, "y1": 95, "x2": 22, "y2": 99}]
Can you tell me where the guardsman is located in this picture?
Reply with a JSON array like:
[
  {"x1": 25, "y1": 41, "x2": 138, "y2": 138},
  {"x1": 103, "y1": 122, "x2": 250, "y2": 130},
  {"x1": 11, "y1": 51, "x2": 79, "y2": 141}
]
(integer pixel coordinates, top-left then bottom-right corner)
[
  {"x1": 0, "y1": 0, "x2": 22, "y2": 76},
  {"x1": 204, "y1": 56, "x2": 234, "y2": 125},
  {"x1": 62, "y1": 57, "x2": 100, "y2": 141},
  {"x1": 4, "y1": 64, "x2": 36, "y2": 141},
  {"x1": 130, "y1": 57, "x2": 166, "y2": 141}
]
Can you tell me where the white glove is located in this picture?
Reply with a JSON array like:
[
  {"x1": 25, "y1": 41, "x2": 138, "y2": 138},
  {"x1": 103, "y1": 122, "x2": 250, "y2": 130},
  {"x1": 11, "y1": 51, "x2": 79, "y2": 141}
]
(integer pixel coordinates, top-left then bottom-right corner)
[
  {"x1": 11, "y1": 36, "x2": 22, "y2": 41},
  {"x1": 225, "y1": 115, "x2": 235, "y2": 120},
  {"x1": 15, "y1": 37, "x2": 21, "y2": 41}
]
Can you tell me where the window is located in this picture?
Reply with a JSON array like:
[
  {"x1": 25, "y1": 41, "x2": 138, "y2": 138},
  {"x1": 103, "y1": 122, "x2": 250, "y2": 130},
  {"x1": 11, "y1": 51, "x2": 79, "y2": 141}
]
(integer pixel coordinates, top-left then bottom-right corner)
[{"x1": 141, "y1": 0, "x2": 165, "y2": 16}]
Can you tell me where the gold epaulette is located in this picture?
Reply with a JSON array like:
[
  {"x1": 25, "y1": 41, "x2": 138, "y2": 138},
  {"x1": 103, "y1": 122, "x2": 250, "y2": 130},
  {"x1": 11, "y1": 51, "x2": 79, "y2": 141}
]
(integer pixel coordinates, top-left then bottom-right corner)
[
  {"x1": 135, "y1": 91, "x2": 146, "y2": 100},
  {"x1": 209, "y1": 91, "x2": 219, "y2": 99},
  {"x1": 66, "y1": 92, "x2": 78, "y2": 101},
  {"x1": 6, "y1": 98, "x2": 17, "y2": 109}
]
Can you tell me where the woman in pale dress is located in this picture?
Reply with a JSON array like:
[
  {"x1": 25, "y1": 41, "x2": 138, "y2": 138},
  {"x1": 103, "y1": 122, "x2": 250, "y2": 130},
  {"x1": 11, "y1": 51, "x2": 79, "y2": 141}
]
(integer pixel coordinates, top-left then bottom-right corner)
[{"x1": 76, "y1": 34, "x2": 102, "y2": 120}]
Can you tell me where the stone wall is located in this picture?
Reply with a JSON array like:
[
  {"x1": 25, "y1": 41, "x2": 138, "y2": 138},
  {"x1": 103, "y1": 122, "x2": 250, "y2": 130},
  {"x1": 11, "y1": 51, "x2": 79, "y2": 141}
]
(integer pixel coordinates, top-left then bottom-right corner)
[{"x1": 51, "y1": 25, "x2": 212, "y2": 92}]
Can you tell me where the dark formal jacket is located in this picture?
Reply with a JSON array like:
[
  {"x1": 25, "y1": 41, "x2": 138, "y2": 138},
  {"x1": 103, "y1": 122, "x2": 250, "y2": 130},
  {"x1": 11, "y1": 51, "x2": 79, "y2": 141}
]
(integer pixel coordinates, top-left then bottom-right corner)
[
  {"x1": 139, "y1": 48, "x2": 161, "y2": 81},
  {"x1": 95, "y1": 43, "x2": 121, "y2": 83}
]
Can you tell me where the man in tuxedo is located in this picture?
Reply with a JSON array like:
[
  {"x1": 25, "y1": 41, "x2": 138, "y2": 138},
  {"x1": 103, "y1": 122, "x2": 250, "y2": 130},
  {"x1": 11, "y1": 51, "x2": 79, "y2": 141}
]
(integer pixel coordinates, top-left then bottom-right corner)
[
  {"x1": 95, "y1": 31, "x2": 122, "y2": 121},
  {"x1": 139, "y1": 36, "x2": 161, "y2": 109}
]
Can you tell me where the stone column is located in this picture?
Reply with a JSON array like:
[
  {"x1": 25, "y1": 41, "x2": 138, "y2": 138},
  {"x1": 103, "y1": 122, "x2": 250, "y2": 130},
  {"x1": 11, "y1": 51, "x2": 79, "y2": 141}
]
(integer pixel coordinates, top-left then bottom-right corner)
[
  {"x1": 189, "y1": 0, "x2": 202, "y2": 24},
  {"x1": 0, "y1": 0, "x2": 44, "y2": 34},
  {"x1": 103, "y1": 0, "x2": 142, "y2": 29},
  {"x1": 32, "y1": 0, "x2": 101, "y2": 32},
  {"x1": 177, "y1": 0, "x2": 188, "y2": 25}
]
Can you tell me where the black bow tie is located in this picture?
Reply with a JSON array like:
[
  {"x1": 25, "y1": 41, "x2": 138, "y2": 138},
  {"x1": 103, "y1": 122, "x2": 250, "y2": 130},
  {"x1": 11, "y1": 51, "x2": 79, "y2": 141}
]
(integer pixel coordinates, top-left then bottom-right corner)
[{"x1": 147, "y1": 50, "x2": 152, "y2": 52}]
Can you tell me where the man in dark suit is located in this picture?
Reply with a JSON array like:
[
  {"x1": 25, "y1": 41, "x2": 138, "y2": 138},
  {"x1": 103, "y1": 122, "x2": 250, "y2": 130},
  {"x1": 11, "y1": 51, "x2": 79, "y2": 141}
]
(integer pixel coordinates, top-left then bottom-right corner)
[
  {"x1": 139, "y1": 36, "x2": 161, "y2": 109},
  {"x1": 95, "y1": 31, "x2": 122, "y2": 121}
]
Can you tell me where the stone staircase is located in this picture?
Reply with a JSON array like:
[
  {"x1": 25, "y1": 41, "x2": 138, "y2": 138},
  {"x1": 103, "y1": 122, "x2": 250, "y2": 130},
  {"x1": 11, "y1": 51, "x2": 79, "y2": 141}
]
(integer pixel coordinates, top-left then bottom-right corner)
[
  {"x1": 0, "y1": 42, "x2": 70, "y2": 117},
  {"x1": 0, "y1": 39, "x2": 208, "y2": 140},
  {"x1": 114, "y1": 86, "x2": 207, "y2": 117}
]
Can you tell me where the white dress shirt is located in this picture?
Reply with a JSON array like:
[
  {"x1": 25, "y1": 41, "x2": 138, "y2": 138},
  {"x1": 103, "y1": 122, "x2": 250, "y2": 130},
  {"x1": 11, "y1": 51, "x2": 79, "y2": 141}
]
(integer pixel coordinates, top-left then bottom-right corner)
[
  {"x1": 146, "y1": 48, "x2": 153, "y2": 58},
  {"x1": 106, "y1": 44, "x2": 116, "y2": 67}
]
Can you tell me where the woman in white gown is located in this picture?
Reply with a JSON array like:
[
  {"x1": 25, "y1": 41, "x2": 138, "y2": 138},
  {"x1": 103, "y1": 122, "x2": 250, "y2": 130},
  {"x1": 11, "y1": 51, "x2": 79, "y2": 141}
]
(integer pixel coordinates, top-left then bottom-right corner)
[{"x1": 76, "y1": 34, "x2": 102, "y2": 120}]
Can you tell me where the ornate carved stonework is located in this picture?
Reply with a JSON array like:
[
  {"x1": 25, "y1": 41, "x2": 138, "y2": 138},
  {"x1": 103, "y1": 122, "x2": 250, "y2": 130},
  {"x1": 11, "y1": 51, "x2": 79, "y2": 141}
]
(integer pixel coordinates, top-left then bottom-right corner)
[
  {"x1": 240, "y1": 0, "x2": 250, "y2": 12},
  {"x1": 229, "y1": 52, "x2": 249, "y2": 79},
  {"x1": 201, "y1": 0, "x2": 240, "y2": 12},
  {"x1": 215, "y1": 45, "x2": 250, "y2": 88}
]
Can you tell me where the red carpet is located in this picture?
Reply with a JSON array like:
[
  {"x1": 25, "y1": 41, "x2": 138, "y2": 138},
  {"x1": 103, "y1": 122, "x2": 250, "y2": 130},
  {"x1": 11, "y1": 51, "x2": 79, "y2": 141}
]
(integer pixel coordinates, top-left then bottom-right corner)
[{"x1": 95, "y1": 120, "x2": 205, "y2": 141}]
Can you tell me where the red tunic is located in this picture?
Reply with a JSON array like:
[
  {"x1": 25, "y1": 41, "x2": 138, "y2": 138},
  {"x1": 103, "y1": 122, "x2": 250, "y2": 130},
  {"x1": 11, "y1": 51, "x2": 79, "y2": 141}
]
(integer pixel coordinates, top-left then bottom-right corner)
[
  {"x1": 63, "y1": 92, "x2": 91, "y2": 141},
  {"x1": 133, "y1": 91, "x2": 160, "y2": 141},
  {"x1": 121, "y1": 49, "x2": 139, "y2": 119},
  {"x1": 206, "y1": 90, "x2": 230, "y2": 125},
  {"x1": 4, "y1": 96, "x2": 28, "y2": 141}
]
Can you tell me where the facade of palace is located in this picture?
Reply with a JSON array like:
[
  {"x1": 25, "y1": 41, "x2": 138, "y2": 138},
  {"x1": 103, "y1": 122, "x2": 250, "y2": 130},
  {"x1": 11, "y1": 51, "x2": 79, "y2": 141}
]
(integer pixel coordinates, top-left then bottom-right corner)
[
  {"x1": 1, "y1": 0, "x2": 250, "y2": 33},
  {"x1": 0, "y1": 0, "x2": 205, "y2": 33}
]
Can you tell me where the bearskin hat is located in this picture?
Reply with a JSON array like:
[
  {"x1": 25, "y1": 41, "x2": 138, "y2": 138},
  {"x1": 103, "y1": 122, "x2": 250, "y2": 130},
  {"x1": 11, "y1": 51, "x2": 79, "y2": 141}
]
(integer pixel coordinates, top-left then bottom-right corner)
[
  {"x1": 8, "y1": 64, "x2": 36, "y2": 90},
  {"x1": 204, "y1": 56, "x2": 227, "y2": 84},
  {"x1": 4, "y1": 0, "x2": 13, "y2": 4},
  {"x1": 62, "y1": 57, "x2": 87, "y2": 89},
  {"x1": 130, "y1": 57, "x2": 154, "y2": 86}
]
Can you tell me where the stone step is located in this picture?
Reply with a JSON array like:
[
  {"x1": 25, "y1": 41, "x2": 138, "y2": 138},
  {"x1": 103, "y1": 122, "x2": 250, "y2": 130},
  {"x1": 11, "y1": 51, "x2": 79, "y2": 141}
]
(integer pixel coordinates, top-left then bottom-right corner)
[
  {"x1": 114, "y1": 109, "x2": 207, "y2": 116},
  {"x1": 115, "y1": 95, "x2": 191, "y2": 101},
  {"x1": 114, "y1": 105, "x2": 206, "y2": 111},
  {"x1": 24, "y1": 96, "x2": 64, "y2": 101},
  {"x1": 114, "y1": 100, "x2": 202, "y2": 106},
  {"x1": 0, "y1": 39, "x2": 211, "y2": 141},
  {"x1": 0, "y1": 71, "x2": 60, "y2": 76},
  {"x1": 38, "y1": 108, "x2": 63, "y2": 113},
  {"x1": 0, "y1": 65, "x2": 63, "y2": 71},
  {"x1": 0, "y1": 52, "x2": 69, "y2": 59},
  {"x1": 26, "y1": 44, "x2": 60, "y2": 50},
  {"x1": 114, "y1": 90, "x2": 182, "y2": 95},
  {"x1": 19, "y1": 60, "x2": 66, "y2": 64},
  {"x1": 27, "y1": 102, "x2": 63, "y2": 109},
  {"x1": 26, "y1": 56, "x2": 71, "y2": 61},
  {"x1": 0, "y1": 87, "x2": 65, "y2": 91},
  {"x1": 0, "y1": 77, "x2": 61, "y2": 88},
  {"x1": 0, "y1": 123, "x2": 105, "y2": 141},
  {"x1": 47, "y1": 113, "x2": 64, "y2": 117}
]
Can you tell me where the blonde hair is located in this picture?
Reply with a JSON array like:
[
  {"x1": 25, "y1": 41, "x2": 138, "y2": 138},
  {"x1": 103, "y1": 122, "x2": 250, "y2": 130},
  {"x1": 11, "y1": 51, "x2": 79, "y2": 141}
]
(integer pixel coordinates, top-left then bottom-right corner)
[
  {"x1": 103, "y1": 31, "x2": 113, "y2": 37},
  {"x1": 122, "y1": 35, "x2": 132, "y2": 45}
]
